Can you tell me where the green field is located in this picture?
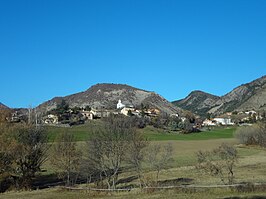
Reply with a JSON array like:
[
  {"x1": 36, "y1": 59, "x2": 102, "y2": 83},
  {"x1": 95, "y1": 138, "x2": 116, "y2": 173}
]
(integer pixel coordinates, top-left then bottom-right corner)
[
  {"x1": 47, "y1": 122, "x2": 236, "y2": 142},
  {"x1": 46, "y1": 121, "x2": 104, "y2": 141},
  {"x1": 141, "y1": 126, "x2": 235, "y2": 141}
]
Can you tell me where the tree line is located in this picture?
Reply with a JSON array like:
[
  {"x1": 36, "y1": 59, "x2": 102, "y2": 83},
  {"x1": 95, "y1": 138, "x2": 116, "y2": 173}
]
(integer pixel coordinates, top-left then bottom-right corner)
[
  {"x1": 0, "y1": 108, "x2": 48, "y2": 190},
  {"x1": 50, "y1": 115, "x2": 174, "y2": 189},
  {"x1": 0, "y1": 109, "x2": 174, "y2": 191}
]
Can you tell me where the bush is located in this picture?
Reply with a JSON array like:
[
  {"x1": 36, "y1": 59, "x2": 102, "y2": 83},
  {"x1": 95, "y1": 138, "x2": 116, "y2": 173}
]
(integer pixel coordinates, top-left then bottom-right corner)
[
  {"x1": 235, "y1": 123, "x2": 266, "y2": 147},
  {"x1": 235, "y1": 126, "x2": 259, "y2": 145},
  {"x1": 196, "y1": 143, "x2": 238, "y2": 185}
]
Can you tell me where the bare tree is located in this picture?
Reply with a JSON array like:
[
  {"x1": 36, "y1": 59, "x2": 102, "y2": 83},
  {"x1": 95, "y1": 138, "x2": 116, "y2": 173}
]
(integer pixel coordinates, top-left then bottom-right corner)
[
  {"x1": 13, "y1": 124, "x2": 49, "y2": 188},
  {"x1": 146, "y1": 143, "x2": 173, "y2": 184},
  {"x1": 126, "y1": 129, "x2": 149, "y2": 188},
  {"x1": 86, "y1": 116, "x2": 132, "y2": 189},
  {"x1": 0, "y1": 114, "x2": 49, "y2": 190},
  {"x1": 27, "y1": 106, "x2": 33, "y2": 124},
  {"x1": 196, "y1": 143, "x2": 238, "y2": 185},
  {"x1": 50, "y1": 131, "x2": 81, "y2": 186}
]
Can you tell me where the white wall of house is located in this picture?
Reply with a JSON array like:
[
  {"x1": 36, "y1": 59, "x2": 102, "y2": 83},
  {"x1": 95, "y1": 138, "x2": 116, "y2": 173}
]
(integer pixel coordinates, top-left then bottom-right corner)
[
  {"x1": 121, "y1": 107, "x2": 135, "y2": 116},
  {"x1": 213, "y1": 118, "x2": 234, "y2": 125}
]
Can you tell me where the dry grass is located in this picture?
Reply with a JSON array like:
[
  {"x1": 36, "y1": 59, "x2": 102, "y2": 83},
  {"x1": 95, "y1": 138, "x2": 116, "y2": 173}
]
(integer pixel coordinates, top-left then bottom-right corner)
[
  {"x1": 2, "y1": 138, "x2": 266, "y2": 199},
  {"x1": 165, "y1": 138, "x2": 237, "y2": 166},
  {"x1": 2, "y1": 187, "x2": 266, "y2": 199}
]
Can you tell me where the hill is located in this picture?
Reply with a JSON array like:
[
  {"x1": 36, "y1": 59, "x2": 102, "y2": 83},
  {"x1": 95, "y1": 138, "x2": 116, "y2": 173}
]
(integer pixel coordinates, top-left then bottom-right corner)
[
  {"x1": 173, "y1": 75, "x2": 266, "y2": 117},
  {"x1": 37, "y1": 83, "x2": 182, "y2": 115},
  {"x1": 172, "y1": 91, "x2": 219, "y2": 117},
  {"x1": 0, "y1": 102, "x2": 9, "y2": 109}
]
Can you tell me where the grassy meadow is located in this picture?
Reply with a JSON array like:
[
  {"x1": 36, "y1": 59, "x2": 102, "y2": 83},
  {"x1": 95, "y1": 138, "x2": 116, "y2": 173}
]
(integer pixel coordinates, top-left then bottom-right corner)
[
  {"x1": 141, "y1": 126, "x2": 235, "y2": 141},
  {"x1": 2, "y1": 122, "x2": 266, "y2": 199},
  {"x1": 47, "y1": 121, "x2": 236, "y2": 142}
]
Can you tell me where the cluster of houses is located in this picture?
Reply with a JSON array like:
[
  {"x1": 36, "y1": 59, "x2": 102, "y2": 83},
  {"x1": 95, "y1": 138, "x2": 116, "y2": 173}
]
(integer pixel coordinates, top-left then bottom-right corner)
[
  {"x1": 202, "y1": 110, "x2": 260, "y2": 126},
  {"x1": 43, "y1": 100, "x2": 161, "y2": 124},
  {"x1": 43, "y1": 98, "x2": 263, "y2": 127},
  {"x1": 202, "y1": 118, "x2": 234, "y2": 126},
  {"x1": 8, "y1": 101, "x2": 262, "y2": 128}
]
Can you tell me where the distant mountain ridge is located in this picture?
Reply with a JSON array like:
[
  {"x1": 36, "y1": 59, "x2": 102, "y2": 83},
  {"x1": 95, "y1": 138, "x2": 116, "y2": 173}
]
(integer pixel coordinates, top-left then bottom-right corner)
[
  {"x1": 173, "y1": 75, "x2": 266, "y2": 117},
  {"x1": 37, "y1": 83, "x2": 183, "y2": 115},
  {"x1": 172, "y1": 91, "x2": 219, "y2": 117}
]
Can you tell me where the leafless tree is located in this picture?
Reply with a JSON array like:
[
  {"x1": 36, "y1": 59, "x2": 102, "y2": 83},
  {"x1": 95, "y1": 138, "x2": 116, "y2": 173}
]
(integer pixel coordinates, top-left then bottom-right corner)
[
  {"x1": 13, "y1": 124, "x2": 49, "y2": 188},
  {"x1": 0, "y1": 115, "x2": 48, "y2": 189},
  {"x1": 126, "y1": 129, "x2": 149, "y2": 188},
  {"x1": 86, "y1": 116, "x2": 133, "y2": 189},
  {"x1": 146, "y1": 143, "x2": 173, "y2": 184},
  {"x1": 50, "y1": 131, "x2": 81, "y2": 186},
  {"x1": 196, "y1": 143, "x2": 238, "y2": 185}
]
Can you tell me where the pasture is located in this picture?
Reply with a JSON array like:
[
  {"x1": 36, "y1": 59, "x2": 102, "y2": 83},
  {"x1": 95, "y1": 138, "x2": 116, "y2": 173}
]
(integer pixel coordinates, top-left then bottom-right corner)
[
  {"x1": 47, "y1": 121, "x2": 236, "y2": 142},
  {"x1": 2, "y1": 124, "x2": 266, "y2": 199}
]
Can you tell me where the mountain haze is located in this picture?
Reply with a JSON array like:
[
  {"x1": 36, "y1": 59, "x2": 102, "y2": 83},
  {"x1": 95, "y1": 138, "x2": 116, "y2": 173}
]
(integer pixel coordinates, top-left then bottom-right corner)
[
  {"x1": 173, "y1": 75, "x2": 266, "y2": 117},
  {"x1": 37, "y1": 83, "x2": 182, "y2": 115}
]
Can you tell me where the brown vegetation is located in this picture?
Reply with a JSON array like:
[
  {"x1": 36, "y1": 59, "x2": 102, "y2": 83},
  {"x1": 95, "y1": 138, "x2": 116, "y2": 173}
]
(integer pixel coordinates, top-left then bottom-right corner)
[
  {"x1": 235, "y1": 122, "x2": 266, "y2": 147},
  {"x1": 196, "y1": 143, "x2": 238, "y2": 185}
]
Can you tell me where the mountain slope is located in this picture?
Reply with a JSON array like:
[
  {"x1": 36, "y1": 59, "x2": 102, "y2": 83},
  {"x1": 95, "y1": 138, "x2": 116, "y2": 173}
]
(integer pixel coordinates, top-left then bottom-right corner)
[
  {"x1": 172, "y1": 91, "x2": 219, "y2": 117},
  {"x1": 210, "y1": 75, "x2": 266, "y2": 114},
  {"x1": 37, "y1": 83, "x2": 182, "y2": 115},
  {"x1": 0, "y1": 102, "x2": 9, "y2": 109},
  {"x1": 173, "y1": 75, "x2": 266, "y2": 117}
]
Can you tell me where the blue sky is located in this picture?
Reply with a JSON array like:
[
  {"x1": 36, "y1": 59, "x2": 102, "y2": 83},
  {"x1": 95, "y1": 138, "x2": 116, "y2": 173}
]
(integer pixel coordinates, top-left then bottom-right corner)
[{"x1": 1, "y1": 0, "x2": 266, "y2": 108}]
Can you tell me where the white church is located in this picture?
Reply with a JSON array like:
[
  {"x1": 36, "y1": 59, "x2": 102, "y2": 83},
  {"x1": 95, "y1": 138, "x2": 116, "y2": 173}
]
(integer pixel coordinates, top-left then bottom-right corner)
[{"x1": 117, "y1": 99, "x2": 126, "y2": 109}]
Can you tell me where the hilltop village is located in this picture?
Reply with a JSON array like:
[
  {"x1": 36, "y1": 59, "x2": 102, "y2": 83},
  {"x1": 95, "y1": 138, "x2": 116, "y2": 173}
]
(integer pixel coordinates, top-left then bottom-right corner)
[
  {"x1": 6, "y1": 98, "x2": 265, "y2": 135},
  {"x1": 43, "y1": 99, "x2": 162, "y2": 125}
]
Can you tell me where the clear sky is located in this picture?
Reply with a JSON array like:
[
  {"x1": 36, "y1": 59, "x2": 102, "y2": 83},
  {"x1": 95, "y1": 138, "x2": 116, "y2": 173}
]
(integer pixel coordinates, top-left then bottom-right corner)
[{"x1": 1, "y1": 0, "x2": 266, "y2": 108}]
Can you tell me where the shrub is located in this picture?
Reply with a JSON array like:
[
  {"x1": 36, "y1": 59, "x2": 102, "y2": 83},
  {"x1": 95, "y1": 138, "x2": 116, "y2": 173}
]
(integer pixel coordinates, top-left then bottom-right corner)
[
  {"x1": 235, "y1": 126, "x2": 259, "y2": 145},
  {"x1": 196, "y1": 143, "x2": 238, "y2": 185},
  {"x1": 235, "y1": 123, "x2": 266, "y2": 147}
]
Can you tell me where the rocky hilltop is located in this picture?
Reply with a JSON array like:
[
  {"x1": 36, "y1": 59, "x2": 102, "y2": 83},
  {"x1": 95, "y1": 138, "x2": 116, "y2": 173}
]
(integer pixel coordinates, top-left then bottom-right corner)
[
  {"x1": 173, "y1": 75, "x2": 266, "y2": 117},
  {"x1": 0, "y1": 102, "x2": 9, "y2": 110},
  {"x1": 37, "y1": 83, "x2": 182, "y2": 115}
]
